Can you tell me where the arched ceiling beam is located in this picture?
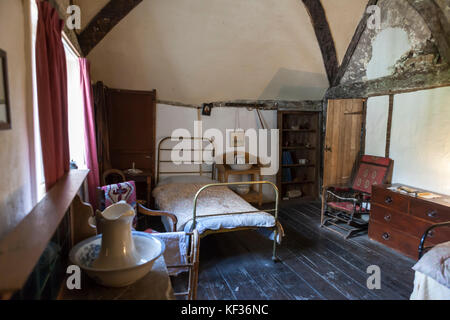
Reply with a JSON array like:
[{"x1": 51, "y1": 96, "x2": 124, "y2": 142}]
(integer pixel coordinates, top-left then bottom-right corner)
[
  {"x1": 301, "y1": 0, "x2": 339, "y2": 85},
  {"x1": 406, "y1": 0, "x2": 450, "y2": 64},
  {"x1": 332, "y1": 0, "x2": 379, "y2": 87},
  {"x1": 77, "y1": 0, "x2": 143, "y2": 56}
]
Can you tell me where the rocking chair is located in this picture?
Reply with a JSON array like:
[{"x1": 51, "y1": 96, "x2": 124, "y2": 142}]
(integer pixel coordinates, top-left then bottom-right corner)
[{"x1": 321, "y1": 155, "x2": 394, "y2": 239}]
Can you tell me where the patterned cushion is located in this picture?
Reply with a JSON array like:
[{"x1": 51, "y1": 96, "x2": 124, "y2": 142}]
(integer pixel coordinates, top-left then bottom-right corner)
[
  {"x1": 328, "y1": 201, "x2": 368, "y2": 213},
  {"x1": 360, "y1": 155, "x2": 391, "y2": 166},
  {"x1": 352, "y1": 163, "x2": 388, "y2": 194},
  {"x1": 101, "y1": 181, "x2": 137, "y2": 208}
]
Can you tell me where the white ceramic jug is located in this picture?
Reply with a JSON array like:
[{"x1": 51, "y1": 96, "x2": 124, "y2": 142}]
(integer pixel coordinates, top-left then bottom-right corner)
[{"x1": 92, "y1": 201, "x2": 141, "y2": 269}]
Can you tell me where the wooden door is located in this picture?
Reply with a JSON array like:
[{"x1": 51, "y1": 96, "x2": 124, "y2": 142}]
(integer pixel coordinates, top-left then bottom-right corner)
[
  {"x1": 107, "y1": 88, "x2": 156, "y2": 176},
  {"x1": 323, "y1": 99, "x2": 365, "y2": 188}
]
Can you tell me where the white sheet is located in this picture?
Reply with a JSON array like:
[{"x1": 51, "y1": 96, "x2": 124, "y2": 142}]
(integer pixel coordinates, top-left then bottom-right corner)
[
  {"x1": 153, "y1": 175, "x2": 283, "y2": 242},
  {"x1": 151, "y1": 232, "x2": 189, "y2": 276},
  {"x1": 410, "y1": 271, "x2": 450, "y2": 300}
]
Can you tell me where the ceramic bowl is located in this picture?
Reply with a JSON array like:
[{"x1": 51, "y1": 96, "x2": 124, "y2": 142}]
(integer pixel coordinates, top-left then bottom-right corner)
[
  {"x1": 69, "y1": 231, "x2": 164, "y2": 287},
  {"x1": 229, "y1": 164, "x2": 253, "y2": 171},
  {"x1": 235, "y1": 184, "x2": 251, "y2": 195}
]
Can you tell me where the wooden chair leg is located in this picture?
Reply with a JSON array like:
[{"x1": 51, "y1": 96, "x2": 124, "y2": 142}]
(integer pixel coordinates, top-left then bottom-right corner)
[
  {"x1": 320, "y1": 188, "x2": 327, "y2": 226},
  {"x1": 187, "y1": 230, "x2": 200, "y2": 300}
]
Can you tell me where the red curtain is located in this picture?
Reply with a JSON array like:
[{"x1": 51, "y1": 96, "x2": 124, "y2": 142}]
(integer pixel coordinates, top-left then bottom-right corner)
[
  {"x1": 35, "y1": 1, "x2": 70, "y2": 190},
  {"x1": 80, "y1": 58, "x2": 100, "y2": 208}
]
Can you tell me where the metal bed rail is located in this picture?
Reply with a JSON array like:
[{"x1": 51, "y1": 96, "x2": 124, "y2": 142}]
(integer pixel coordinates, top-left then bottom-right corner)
[
  {"x1": 418, "y1": 221, "x2": 450, "y2": 259},
  {"x1": 156, "y1": 136, "x2": 216, "y2": 184},
  {"x1": 192, "y1": 180, "x2": 280, "y2": 261}
]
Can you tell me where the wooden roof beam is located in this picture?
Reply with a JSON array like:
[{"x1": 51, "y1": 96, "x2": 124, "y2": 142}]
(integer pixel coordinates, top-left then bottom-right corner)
[
  {"x1": 77, "y1": 0, "x2": 143, "y2": 56},
  {"x1": 332, "y1": 0, "x2": 378, "y2": 87},
  {"x1": 302, "y1": 0, "x2": 339, "y2": 85},
  {"x1": 406, "y1": 0, "x2": 450, "y2": 64}
]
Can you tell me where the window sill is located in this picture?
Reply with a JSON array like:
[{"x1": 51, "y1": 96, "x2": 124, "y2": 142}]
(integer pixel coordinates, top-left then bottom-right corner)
[{"x1": 0, "y1": 169, "x2": 89, "y2": 296}]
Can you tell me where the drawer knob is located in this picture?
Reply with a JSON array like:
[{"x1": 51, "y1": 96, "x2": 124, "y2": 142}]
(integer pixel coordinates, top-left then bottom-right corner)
[
  {"x1": 382, "y1": 232, "x2": 390, "y2": 240},
  {"x1": 384, "y1": 214, "x2": 391, "y2": 222},
  {"x1": 385, "y1": 197, "x2": 393, "y2": 204},
  {"x1": 427, "y1": 210, "x2": 438, "y2": 218}
]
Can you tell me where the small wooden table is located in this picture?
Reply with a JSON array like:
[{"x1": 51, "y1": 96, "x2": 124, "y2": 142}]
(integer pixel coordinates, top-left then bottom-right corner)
[
  {"x1": 216, "y1": 164, "x2": 263, "y2": 206},
  {"x1": 58, "y1": 256, "x2": 175, "y2": 300},
  {"x1": 124, "y1": 170, "x2": 152, "y2": 206}
]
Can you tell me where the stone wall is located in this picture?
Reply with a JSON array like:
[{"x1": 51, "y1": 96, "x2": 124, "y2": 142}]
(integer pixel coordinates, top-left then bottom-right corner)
[{"x1": 341, "y1": 0, "x2": 440, "y2": 85}]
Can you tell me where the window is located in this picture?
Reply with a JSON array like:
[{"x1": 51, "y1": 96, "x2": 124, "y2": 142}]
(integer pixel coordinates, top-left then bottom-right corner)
[
  {"x1": 30, "y1": 0, "x2": 45, "y2": 202},
  {"x1": 29, "y1": 0, "x2": 88, "y2": 203},
  {"x1": 64, "y1": 40, "x2": 88, "y2": 171}
]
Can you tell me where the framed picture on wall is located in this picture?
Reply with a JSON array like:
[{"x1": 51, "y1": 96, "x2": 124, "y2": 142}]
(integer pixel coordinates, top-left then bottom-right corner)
[
  {"x1": 202, "y1": 103, "x2": 213, "y2": 116},
  {"x1": 0, "y1": 49, "x2": 11, "y2": 130}
]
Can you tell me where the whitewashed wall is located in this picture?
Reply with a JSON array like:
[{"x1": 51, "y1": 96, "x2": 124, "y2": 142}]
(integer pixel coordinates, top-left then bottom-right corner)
[
  {"x1": 365, "y1": 87, "x2": 450, "y2": 195},
  {"x1": 155, "y1": 104, "x2": 278, "y2": 201},
  {"x1": 365, "y1": 96, "x2": 389, "y2": 157},
  {"x1": 0, "y1": 0, "x2": 34, "y2": 238},
  {"x1": 390, "y1": 87, "x2": 450, "y2": 195}
]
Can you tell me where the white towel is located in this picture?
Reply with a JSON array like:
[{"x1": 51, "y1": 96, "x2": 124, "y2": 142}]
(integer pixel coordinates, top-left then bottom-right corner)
[{"x1": 152, "y1": 232, "x2": 189, "y2": 276}]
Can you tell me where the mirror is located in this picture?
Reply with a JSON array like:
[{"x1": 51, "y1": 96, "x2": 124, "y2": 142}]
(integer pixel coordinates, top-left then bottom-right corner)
[{"x1": 0, "y1": 49, "x2": 11, "y2": 130}]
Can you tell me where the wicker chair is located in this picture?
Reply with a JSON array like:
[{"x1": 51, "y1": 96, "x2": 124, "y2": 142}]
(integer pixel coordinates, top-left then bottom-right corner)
[{"x1": 321, "y1": 155, "x2": 394, "y2": 239}]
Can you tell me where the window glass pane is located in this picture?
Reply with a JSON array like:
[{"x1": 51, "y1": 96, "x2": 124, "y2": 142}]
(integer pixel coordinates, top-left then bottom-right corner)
[
  {"x1": 30, "y1": 0, "x2": 46, "y2": 201},
  {"x1": 64, "y1": 41, "x2": 87, "y2": 170}
]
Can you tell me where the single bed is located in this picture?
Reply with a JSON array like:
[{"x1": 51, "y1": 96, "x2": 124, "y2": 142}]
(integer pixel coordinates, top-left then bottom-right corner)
[{"x1": 139, "y1": 136, "x2": 284, "y2": 261}]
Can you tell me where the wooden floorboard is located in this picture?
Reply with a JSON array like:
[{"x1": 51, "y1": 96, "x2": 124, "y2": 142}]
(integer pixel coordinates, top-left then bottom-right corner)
[
  {"x1": 172, "y1": 202, "x2": 416, "y2": 300},
  {"x1": 297, "y1": 202, "x2": 413, "y2": 269},
  {"x1": 297, "y1": 203, "x2": 416, "y2": 288},
  {"x1": 280, "y1": 208, "x2": 409, "y2": 299},
  {"x1": 233, "y1": 232, "x2": 325, "y2": 300}
]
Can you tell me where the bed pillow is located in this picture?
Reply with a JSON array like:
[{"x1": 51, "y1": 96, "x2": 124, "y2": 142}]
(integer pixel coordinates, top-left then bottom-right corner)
[
  {"x1": 157, "y1": 175, "x2": 216, "y2": 187},
  {"x1": 412, "y1": 241, "x2": 450, "y2": 288}
]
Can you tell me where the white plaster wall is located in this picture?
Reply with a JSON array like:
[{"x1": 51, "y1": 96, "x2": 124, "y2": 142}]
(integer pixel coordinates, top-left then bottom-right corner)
[
  {"x1": 364, "y1": 95, "x2": 389, "y2": 157},
  {"x1": 87, "y1": 0, "x2": 329, "y2": 104},
  {"x1": 366, "y1": 28, "x2": 411, "y2": 80},
  {"x1": 155, "y1": 104, "x2": 278, "y2": 201},
  {"x1": 321, "y1": 0, "x2": 368, "y2": 64},
  {"x1": 341, "y1": 0, "x2": 432, "y2": 84},
  {"x1": 389, "y1": 87, "x2": 450, "y2": 195},
  {"x1": 0, "y1": 0, "x2": 34, "y2": 238}
]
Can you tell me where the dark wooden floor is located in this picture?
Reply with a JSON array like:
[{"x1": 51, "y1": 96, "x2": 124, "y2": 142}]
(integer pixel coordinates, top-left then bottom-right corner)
[{"x1": 172, "y1": 202, "x2": 416, "y2": 300}]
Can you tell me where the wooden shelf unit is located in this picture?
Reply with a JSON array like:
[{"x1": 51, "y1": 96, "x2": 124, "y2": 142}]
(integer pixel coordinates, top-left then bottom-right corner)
[{"x1": 277, "y1": 111, "x2": 320, "y2": 201}]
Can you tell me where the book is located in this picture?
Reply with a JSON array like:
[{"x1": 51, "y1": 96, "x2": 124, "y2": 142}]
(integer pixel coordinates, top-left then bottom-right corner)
[
  {"x1": 417, "y1": 192, "x2": 441, "y2": 200},
  {"x1": 281, "y1": 151, "x2": 293, "y2": 182},
  {"x1": 282, "y1": 151, "x2": 294, "y2": 165},
  {"x1": 398, "y1": 186, "x2": 418, "y2": 194}
]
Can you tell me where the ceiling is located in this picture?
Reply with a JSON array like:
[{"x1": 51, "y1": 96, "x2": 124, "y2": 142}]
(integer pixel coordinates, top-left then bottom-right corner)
[{"x1": 71, "y1": 0, "x2": 370, "y2": 103}]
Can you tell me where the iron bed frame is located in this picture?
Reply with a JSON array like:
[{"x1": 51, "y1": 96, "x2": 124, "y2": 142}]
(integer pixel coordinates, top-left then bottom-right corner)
[
  {"x1": 152, "y1": 136, "x2": 281, "y2": 261},
  {"x1": 418, "y1": 221, "x2": 450, "y2": 259}
]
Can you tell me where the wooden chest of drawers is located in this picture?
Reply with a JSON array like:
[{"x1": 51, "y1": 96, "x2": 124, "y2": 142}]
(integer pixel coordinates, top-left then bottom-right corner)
[{"x1": 368, "y1": 184, "x2": 450, "y2": 260}]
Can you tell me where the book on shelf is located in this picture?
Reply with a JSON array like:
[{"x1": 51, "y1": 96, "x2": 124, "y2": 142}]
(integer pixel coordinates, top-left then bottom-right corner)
[
  {"x1": 282, "y1": 168, "x2": 292, "y2": 182},
  {"x1": 281, "y1": 151, "x2": 294, "y2": 182}
]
